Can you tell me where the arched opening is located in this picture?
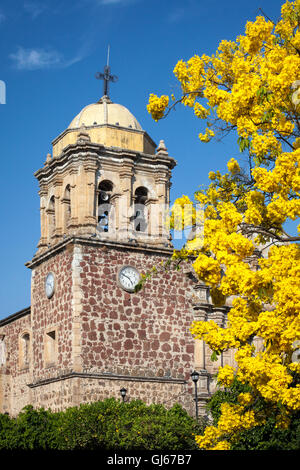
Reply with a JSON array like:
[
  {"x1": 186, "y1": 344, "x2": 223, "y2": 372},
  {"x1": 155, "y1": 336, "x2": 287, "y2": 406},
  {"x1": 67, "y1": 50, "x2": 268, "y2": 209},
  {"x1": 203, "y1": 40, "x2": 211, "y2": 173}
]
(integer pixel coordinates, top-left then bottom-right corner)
[
  {"x1": 97, "y1": 180, "x2": 113, "y2": 232},
  {"x1": 134, "y1": 187, "x2": 148, "y2": 232},
  {"x1": 63, "y1": 185, "x2": 71, "y2": 229},
  {"x1": 48, "y1": 196, "x2": 56, "y2": 239},
  {"x1": 20, "y1": 332, "x2": 30, "y2": 369},
  {"x1": 0, "y1": 335, "x2": 5, "y2": 367}
]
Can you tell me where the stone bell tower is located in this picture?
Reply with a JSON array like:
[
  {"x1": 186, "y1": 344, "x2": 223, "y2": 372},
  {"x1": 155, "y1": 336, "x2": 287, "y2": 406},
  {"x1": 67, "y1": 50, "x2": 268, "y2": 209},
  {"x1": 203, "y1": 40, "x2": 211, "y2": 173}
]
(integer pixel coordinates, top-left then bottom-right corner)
[
  {"x1": 35, "y1": 93, "x2": 175, "y2": 252},
  {"x1": 14, "y1": 68, "x2": 200, "y2": 416}
]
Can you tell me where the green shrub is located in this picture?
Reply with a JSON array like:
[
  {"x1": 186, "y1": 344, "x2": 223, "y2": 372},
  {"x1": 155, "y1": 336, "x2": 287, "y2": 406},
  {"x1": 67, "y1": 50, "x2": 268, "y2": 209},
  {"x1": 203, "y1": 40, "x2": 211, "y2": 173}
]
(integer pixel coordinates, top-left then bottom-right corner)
[
  {"x1": 0, "y1": 405, "x2": 61, "y2": 450},
  {"x1": 230, "y1": 412, "x2": 300, "y2": 450},
  {"x1": 0, "y1": 412, "x2": 16, "y2": 450},
  {"x1": 206, "y1": 378, "x2": 300, "y2": 450},
  {"x1": 57, "y1": 399, "x2": 204, "y2": 450},
  {"x1": 206, "y1": 377, "x2": 252, "y2": 425},
  {"x1": 0, "y1": 399, "x2": 203, "y2": 450}
]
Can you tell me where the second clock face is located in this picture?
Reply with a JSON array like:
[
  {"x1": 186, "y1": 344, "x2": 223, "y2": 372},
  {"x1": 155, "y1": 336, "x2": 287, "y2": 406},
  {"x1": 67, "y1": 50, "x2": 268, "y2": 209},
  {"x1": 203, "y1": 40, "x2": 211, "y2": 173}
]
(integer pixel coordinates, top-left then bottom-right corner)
[
  {"x1": 45, "y1": 272, "x2": 55, "y2": 298},
  {"x1": 118, "y1": 266, "x2": 140, "y2": 292}
]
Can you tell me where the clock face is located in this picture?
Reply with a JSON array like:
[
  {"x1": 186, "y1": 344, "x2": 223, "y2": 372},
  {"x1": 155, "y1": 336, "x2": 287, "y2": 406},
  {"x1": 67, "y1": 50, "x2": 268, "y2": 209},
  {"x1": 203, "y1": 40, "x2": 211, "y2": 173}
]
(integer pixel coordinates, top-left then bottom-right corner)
[
  {"x1": 45, "y1": 272, "x2": 55, "y2": 298},
  {"x1": 118, "y1": 266, "x2": 140, "y2": 292}
]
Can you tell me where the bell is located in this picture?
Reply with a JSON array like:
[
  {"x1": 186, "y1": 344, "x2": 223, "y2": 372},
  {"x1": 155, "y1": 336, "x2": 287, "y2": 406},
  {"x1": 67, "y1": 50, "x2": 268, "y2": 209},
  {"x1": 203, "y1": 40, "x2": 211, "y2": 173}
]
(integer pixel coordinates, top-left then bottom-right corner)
[
  {"x1": 100, "y1": 191, "x2": 109, "y2": 201},
  {"x1": 136, "y1": 195, "x2": 147, "y2": 204}
]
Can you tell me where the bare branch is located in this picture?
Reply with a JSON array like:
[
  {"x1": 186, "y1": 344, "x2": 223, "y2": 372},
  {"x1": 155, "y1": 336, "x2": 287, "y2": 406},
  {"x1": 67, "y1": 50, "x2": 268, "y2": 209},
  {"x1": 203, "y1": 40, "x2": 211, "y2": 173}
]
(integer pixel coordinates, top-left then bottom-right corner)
[{"x1": 239, "y1": 223, "x2": 300, "y2": 242}]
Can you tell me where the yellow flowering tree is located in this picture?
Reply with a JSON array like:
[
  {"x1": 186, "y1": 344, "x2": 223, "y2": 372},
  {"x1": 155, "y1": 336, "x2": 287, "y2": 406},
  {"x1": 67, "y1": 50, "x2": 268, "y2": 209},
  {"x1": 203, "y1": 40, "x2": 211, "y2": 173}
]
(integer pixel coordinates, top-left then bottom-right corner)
[{"x1": 148, "y1": 0, "x2": 300, "y2": 450}]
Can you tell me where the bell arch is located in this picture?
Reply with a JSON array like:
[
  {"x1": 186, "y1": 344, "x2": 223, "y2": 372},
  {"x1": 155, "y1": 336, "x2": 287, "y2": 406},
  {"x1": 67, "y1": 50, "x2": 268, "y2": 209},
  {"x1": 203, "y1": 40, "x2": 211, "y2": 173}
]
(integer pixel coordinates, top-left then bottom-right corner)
[
  {"x1": 62, "y1": 184, "x2": 71, "y2": 232},
  {"x1": 133, "y1": 186, "x2": 148, "y2": 233},
  {"x1": 47, "y1": 195, "x2": 56, "y2": 240},
  {"x1": 97, "y1": 180, "x2": 114, "y2": 233}
]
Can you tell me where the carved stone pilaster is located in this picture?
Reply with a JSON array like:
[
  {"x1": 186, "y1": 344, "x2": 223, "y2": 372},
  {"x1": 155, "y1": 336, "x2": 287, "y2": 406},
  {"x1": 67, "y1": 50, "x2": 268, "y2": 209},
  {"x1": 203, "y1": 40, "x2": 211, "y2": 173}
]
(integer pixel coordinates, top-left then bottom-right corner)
[{"x1": 194, "y1": 283, "x2": 210, "y2": 304}]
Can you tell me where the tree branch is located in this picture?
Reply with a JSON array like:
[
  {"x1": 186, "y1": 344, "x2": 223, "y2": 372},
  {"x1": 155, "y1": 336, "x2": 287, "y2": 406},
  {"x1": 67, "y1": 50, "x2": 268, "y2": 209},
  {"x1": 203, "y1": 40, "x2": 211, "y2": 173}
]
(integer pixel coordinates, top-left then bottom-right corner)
[{"x1": 239, "y1": 223, "x2": 300, "y2": 242}]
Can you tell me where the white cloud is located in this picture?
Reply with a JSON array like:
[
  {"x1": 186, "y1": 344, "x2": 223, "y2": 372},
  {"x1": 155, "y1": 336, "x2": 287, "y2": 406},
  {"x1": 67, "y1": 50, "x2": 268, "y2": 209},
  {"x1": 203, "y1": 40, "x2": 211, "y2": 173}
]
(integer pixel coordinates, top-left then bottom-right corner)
[
  {"x1": 24, "y1": 1, "x2": 47, "y2": 19},
  {"x1": 10, "y1": 44, "x2": 91, "y2": 71},
  {"x1": 10, "y1": 47, "x2": 62, "y2": 70}
]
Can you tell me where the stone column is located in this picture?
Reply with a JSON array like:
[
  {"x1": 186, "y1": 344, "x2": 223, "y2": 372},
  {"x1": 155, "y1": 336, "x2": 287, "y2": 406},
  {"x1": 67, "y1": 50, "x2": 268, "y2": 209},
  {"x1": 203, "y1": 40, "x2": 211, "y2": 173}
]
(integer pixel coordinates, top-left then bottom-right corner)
[
  {"x1": 109, "y1": 193, "x2": 122, "y2": 238},
  {"x1": 212, "y1": 308, "x2": 228, "y2": 369},
  {"x1": 83, "y1": 161, "x2": 98, "y2": 234},
  {"x1": 154, "y1": 171, "x2": 168, "y2": 241},
  {"x1": 193, "y1": 305, "x2": 209, "y2": 370},
  {"x1": 198, "y1": 369, "x2": 211, "y2": 418},
  {"x1": 119, "y1": 162, "x2": 133, "y2": 240},
  {"x1": 53, "y1": 179, "x2": 63, "y2": 240},
  {"x1": 37, "y1": 186, "x2": 48, "y2": 250},
  {"x1": 193, "y1": 304, "x2": 212, "y2": 417},
  {"x1": 74, "y1": 162, "x2": 90, "y2": 233},
  {"x1": 67, "y1": 170, "x2": 79, "y2": 233},
  {"x1": 71, "y1": 245, "x2": 83, "y2": 373}
]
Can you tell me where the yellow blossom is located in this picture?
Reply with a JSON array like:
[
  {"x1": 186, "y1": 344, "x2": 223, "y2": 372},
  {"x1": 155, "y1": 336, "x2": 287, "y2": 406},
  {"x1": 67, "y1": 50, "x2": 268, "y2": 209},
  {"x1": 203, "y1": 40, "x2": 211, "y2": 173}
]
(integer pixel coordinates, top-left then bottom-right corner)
[
  {"x1": 149, "y1": 0, "x2": 300, "y2": 451},
  {"x1": 227, "y1": 158, "x2": 240, "y2": 174}
]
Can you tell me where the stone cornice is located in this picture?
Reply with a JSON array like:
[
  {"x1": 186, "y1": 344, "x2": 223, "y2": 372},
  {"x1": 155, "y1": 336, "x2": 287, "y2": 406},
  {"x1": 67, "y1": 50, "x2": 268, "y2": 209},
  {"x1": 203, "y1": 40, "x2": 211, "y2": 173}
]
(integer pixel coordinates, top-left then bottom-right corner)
[
  {"x1": 0, "y1": 306, "x2": 31, "y2": 328},
  {"x1": 25, "y1": 235, "x2": 174, "y2": 269},
  {"x1": 192, "y1": 302, "x2": 231, "y2": 313},
  {"x1": 27, "y1": 371, "x2": 187, "y2": 388},
  {"x1": 34, "y1": 145, "x2": 100, "y2": 181},
  {"x1": 35, "y1": 142, "x2": 176, "y2": 183}
]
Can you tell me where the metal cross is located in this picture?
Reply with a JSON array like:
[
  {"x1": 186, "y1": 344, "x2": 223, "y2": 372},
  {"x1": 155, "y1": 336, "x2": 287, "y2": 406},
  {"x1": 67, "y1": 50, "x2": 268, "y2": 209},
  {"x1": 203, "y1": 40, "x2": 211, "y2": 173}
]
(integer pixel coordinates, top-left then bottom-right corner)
[{"x1": 95, "y1": 46, "x2": 118, "y2": 97}]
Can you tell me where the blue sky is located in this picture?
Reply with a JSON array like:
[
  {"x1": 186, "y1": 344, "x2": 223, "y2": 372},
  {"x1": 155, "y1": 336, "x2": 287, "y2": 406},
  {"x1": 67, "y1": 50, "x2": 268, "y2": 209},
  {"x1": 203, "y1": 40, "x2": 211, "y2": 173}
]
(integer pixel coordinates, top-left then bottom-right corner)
[{"x1": 0, "y1": 0, "x2": 291, "y2": 318}]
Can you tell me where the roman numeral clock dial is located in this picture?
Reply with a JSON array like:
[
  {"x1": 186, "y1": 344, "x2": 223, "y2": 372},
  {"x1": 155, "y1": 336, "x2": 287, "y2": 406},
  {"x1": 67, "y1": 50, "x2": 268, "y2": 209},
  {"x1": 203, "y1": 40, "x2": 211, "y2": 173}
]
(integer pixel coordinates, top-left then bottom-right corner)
[{"x1": 118, "y1": 266, "x2": 140, "y2": 292}]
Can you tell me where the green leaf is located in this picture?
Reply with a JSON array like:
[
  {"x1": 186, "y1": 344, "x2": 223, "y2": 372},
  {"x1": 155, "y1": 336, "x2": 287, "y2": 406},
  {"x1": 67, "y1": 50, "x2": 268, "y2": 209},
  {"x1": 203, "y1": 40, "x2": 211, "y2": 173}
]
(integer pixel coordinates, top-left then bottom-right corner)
[
  {"x1": 238, "y1": 136, "x2": 250, "y2": 153},
  {"x1": 211, "y1": 351, "x2": 219, "y2": 362}
]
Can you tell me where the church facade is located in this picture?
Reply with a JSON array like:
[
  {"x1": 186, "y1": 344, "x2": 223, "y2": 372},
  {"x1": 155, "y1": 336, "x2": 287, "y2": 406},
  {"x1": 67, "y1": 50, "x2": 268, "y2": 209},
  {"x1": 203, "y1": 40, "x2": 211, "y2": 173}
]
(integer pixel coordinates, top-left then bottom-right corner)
[{"x1": 0, "y1": 88, "x2": 234, "y2": 418}]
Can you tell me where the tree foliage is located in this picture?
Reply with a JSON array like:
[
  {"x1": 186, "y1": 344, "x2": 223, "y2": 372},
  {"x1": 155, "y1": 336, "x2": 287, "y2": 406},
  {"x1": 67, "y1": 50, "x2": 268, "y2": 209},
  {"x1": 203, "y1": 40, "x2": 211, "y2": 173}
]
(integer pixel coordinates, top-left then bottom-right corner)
[
  {"x1": 207, "y1": 378, "x2": 300, "y2": 450},
  {"x1": 0, "y1": 399, "x2": 203, "y2": 450},
  {"x1": 148, "y1": 0, "x2": 300, "y2": 450}
]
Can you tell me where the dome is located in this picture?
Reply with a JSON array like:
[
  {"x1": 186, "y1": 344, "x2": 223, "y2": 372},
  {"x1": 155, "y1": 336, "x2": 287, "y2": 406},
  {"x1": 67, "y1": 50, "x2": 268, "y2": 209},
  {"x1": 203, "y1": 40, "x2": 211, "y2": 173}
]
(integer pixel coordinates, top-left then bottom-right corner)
[{"x1": 68, "y1": 96, "x2": 143, "y2": 131}]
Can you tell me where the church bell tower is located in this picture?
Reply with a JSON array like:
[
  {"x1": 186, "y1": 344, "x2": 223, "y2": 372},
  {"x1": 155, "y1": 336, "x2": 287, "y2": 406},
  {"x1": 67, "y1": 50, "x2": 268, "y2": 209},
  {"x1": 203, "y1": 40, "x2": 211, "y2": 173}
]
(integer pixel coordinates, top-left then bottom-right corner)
[
  {"x1": 35, "y1": 72, "x2": 176, "y2": 251},
  {"x1": 23, "y1": 67, "x2": 197, "y2": 413}
]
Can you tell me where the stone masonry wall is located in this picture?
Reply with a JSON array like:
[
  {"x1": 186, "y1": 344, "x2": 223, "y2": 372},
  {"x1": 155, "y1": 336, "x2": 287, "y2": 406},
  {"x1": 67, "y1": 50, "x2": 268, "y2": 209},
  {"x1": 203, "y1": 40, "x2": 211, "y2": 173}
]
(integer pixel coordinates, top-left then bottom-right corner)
[
  {"x1": 30, "y1": 247, "x2": 74, "y2": 383},
  {"x1": 78, "y1": 242, "x2": 197, "y2": 412},
  {"x1": 1, "y1": 240, "x2": 199, "y2": 416},
  {"x1": 28, "y1": 375, "x2": 189, "y2": 414},
  {"x1": 0, "y1": 311, "x2": 32, "y2": 415}
]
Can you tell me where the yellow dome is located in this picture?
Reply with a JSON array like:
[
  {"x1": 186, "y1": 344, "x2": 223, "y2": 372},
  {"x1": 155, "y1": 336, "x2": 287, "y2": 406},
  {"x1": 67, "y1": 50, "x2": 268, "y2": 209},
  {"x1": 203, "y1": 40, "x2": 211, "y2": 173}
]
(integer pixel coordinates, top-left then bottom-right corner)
[{"x1": 68, "y1": 97, "x2": 143, "y2": 131}]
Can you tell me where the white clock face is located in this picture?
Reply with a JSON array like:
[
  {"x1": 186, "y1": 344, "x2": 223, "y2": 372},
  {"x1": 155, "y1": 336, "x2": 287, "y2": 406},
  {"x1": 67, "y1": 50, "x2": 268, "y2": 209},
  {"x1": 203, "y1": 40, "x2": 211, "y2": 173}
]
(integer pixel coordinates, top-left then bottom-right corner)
[
  {"x1": 118, "y1": 266, "x2": 140, "y2": 292},
  {"x1": 45, "y1": 272, "x2": 55, "y2": 298}
]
